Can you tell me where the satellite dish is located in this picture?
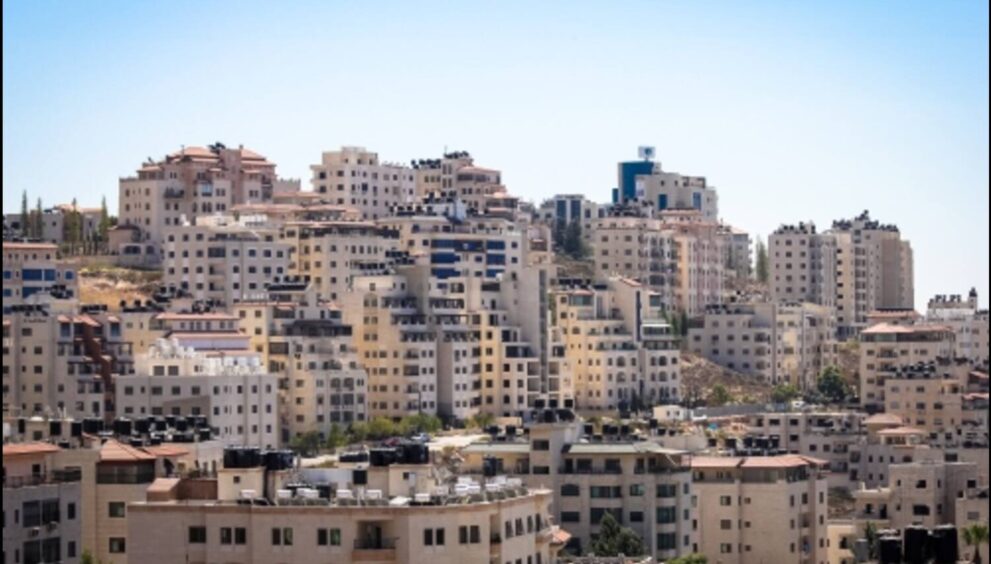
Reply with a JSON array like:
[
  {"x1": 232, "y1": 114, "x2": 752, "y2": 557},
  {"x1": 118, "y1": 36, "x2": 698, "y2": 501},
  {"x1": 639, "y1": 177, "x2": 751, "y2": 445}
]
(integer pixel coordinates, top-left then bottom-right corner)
[{"x1": 638, "y1": 146, "x2": 656, "y2": 160}]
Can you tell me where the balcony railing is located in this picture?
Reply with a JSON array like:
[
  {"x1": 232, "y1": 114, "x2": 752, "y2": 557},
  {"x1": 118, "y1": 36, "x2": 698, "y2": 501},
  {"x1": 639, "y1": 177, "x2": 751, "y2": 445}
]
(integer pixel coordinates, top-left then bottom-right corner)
[
  {"x1": 3, "y1": 469, "x2": 82, "y2": 489},
  {"x1": 353, "y1": 537, "x2": 397, "y2": 550}
]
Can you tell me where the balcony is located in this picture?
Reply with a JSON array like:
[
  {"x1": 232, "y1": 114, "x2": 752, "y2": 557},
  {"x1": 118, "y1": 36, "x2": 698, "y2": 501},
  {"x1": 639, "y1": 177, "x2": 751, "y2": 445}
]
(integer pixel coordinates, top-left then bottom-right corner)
[
  {"x1": 353, "y1": 537, "x2": 397, "y2": 562},
  {"x1": 3, "y1": 469, "x2": 82, "y2": 489}
]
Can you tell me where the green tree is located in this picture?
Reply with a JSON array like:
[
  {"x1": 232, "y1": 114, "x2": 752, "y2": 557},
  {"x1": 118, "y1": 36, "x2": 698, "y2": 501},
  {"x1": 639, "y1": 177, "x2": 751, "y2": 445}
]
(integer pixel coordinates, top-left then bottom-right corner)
[
  {"x1": 33, "y1": 197, "x2": 44, "y2": 240},
  {"x1": 864, "y1": 521, "x2": 880, "y2": 561},
  {"x1": 817, "y1": 365, "x2": 850, "y2": 403},
  {"x1": 99, "y1": 196, "x2": 111, "y2": 243},
  {"x1": 20, "y1": 190, "x2": 29, "y2": 238},
  {"x1": 348, "y1": 421, "x2": 369, "y2": 443},
  {"x1": 562, "y1": 220, "x2": 588, "y2": 259},
  {"x1": 755, "y1": 236, "x2": 769, "y2": 283},
  {"x1": 81, "y1": 550, "x2": 107, "y2": 564},
  {"x1": 667, "y1": 555, "x2": 708, "y2": 564},
  {"x1": 964, "y1": 523, "x2": 989, "y2": 564},
  {"x1": 708, "y1": 384, "x2": 732, "y2": 407},
  {"x1": 402, "y1": 413, "x2": 442, "y2": 434},
  {"x1": 289, "y1": 431, "x2": 322, "y2": 456},
  {"x1": 468, "y1": 412, "x2": 495, "y2": 430},
  {"x1": 589, "y1": 512, "x2": 645, "y2": 557},
  {"x1": 367, "y1": 416, "x2": 397, "y2": 440},
  {"x1": 772, "y1": 383, "x2": 800, "y2": 404},
  {"x1": 325, "y1": 424, "x2": 348, "y2": 450}
]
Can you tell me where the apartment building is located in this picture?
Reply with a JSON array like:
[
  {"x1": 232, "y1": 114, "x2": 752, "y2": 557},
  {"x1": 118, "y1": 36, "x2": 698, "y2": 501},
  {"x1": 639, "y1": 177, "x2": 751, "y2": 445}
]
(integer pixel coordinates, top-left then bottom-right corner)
[
  {"x1": 688, "y1": 301, "x2": 835, "y2": 389},
  {"x1": 926, "y1": 289, "x2": 989, "y2": 363},
  {"x1": 411, "y1": 150, "x2": 507, "y2": 212},
  {"x1": 858, "y1": 323, "x2": 955, "y2": 411},
  {"x1": 769, "y1": 222, "x2": 838, "y2": 309},
  {"x1": 691, "y1": 454, "x2": 829, "y2": 564},
  {"x1": 126, "y1": 443, "x2": 565, "y2": 564},
  {"x1": 116, "y1": 338, "x2": 279, "y2": 448},
  {"x1": 719, "y1": 225, "x2": 752, "y2": 282},
  {"x1": 2, "y1": 242, "x2": 78, "y2": 310},
  {"x1": 117, "y1": 143, "x2": 284, "y2": 264},
  {"x1": 538, "y1": 194, "x2": 604, "y2": 238},
  {"x1": 2, "y1": 443, "x2": 83, "y2": 564},
  {"x1": 614, "y1": 151, "x2": 719, "y2": 221},
  {"x1": 310, "y1": 146, "x2": 416, "y2": 220},
  {"x1": 882, "y1": 359, "x2": 977, "y2": 443},
  {"x1": 233, "y1": 281, "x2": 368, "y2": 442},
  {"x1": 3, "y1": 303, "x2": 134, "y2": 421},
  {"x1": 852, "y1": 460, "x2": 982, "y2": 530},
  {"x1": 162, "y1": 214, "x2": 292, "y2": 306},
  {"x1": 281, "y1": 219, "x2": 399, "y2": 302},
  {"x1": 4, "y1": 202, "x2": 103, "y2": 246},
  {"x1": 553, "y1": 277, "x2": 681, "y2": 411},
  {"x1": 461, "y1": 412, "x2": 698, "y2": 560}
]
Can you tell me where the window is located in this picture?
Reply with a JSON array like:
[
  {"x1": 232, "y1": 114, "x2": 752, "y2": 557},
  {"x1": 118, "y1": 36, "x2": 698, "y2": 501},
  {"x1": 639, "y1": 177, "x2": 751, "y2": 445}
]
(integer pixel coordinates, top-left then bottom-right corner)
[
  {"x1": 109, "y1": 538, "x2": 127, "y2": 553},
  {"x1": 108, "y1": 502, "x2": 126, "y2": 518},
  {"x1": 657, "y1": 533, "x2": 677, "y2": 550},
  {"x1": 561, "y1": 511, "x2": 580, "y2": 523},
  {"x1": 220, "y1": 527, "x2": 233, "y2": 545},
  {"x1": 318, "y1": 527, "x2": 341, "y2": 546},
  {"x1": 630, "y1": 511, "x2": 644, "y2": 523},
  {"x1": 532, "y1": 439, "x2": 550, "y2": 451},
  {"x1": 629, "y1": 484, "x2": 645, "y2": 496},
  {"x1": 235, "y1": 527, "x2": 247, "y2": 544},
  {"x1": 657, "y1": 484, "x2": 677, "y2": 498},
  {"x1": 719, "y1": 495, "x2": 732, "y2": 506},
  {"x1": 189, "y1": 526, "x2": 207, "y2": 544},
  {"x1": 720, "y1": 519, "x2": 732, "y2": 530},
  {"x1": 561, "y1": 484, "x2": 580, "y2": 497},
  {"x1": 272, "y1": 527, "x2": 293, "y2": 546},
  {"x1": 656, "y1": 507, "x2": 677, "y2": 524}
]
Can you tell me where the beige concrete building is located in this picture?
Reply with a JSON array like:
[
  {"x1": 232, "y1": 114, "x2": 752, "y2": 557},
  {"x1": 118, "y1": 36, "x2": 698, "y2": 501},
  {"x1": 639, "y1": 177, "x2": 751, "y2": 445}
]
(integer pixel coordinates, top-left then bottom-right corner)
[
  {"x1": 412, "y1": 150, "x2": 507, "y2": 212},
  {"x1": 538, "y1": 194, "x2": 604, "y2": 241},
  {"x1": 770, "y1": 212, "x2": 915, "y2": 339},
  {"x1": 2, "y1": 443, "x2": 83, "y2": 564},
  {"x1": 769, "y1": 222, "x2": 838, "y2": 310},
  {"x1": 117, "y1": 337, "x2": 279, "y2": 448},
  {"x1": 615, "y1": 152, "x2": 719, "y2": 221},
  {"x1": 691, "y1": 454, "x2": 829, "y2": 564},
  {"x1": 233, "y1": 282, "x2": 368, "y2": 442},
  {"x1": 162, "y1": 214, "x2": 292, "y2": 306},
  {"x1": 852, "y1": 460, "x2": 983, "y2": 530},
  {"x1": 281, "y1": 219, "x2": 399, "y2": 302},
  {"x1": 858, "y1": 323, "x2": 955, "y2": 411},
  {"x1": 311, "y1": 146, "x2": 416, "y2": 220},
  {"x1": 553, "y1": 277, "x2": 681, "y2": 412},
  {"x1": 688, "y1": 301, "x2": 836, "y2": 389},
  {"x1": 2, "y1": 242, "x2": 79, "y2": 309},
  {"x1": 126, "y1": 447, "x2": 565, "y2": 564},
  {"x1": 719, "y1": 225, "x2": 752, "y2": 282},
  {"x1": 883, "y1": 360, "x2": 971, "y2": 443},
  {"x1": 117, "y1": 143, "x2": 285, "y2": 264},
  {"x1": 461, "y1": 414, "x2": 698, "y2": 560},
  {"x1": 4, "y1": 202, "x2": 103, "y2": 246},
  {"x1": 592, "y1": 210, "x2": 725, "y2": 315},
  {"x1": 3, "y1": 303, "x2": 134, "y2": 420},
  {"x1": 926, "y1": 289, "x2": 989, "y2": 363}
]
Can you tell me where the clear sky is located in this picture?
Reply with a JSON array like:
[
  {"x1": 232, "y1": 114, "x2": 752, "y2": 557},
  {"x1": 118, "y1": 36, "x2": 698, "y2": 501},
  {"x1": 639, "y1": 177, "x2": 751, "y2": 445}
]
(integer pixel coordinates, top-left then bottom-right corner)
[{"x1": 4, "y1": 0, "x2": 988, "y2": 306}]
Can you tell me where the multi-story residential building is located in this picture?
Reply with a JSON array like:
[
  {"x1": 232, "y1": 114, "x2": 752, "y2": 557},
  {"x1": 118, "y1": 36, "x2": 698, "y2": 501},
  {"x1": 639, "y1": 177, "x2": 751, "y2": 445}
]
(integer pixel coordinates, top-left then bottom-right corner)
[
  {"x1": 538, "y1": 194, "x2": 604, "y2": 238},
  {"x1": 2, "y1": 242, "x2": 78, "y2": 310},
  {"x1": 2, "y1": 443, "x2": 83, "y2": 564},
  {"x1": 719, "y1": 224, "x2": 752, "y2": 282},
  {"x1": 691, "y1": 454, "x2": 829, "y2": 564},
  {"x1": 858, "y1": 323, "x2": 955, "y2": 411},
  {"x1": 883, "y1": 359, "x2": 975, "y2": 443},
  {"x1": 461, "y1": 412, "x2": 698, "y2": 560},
  {"x1": 553, "y1": 277, "x2": 681, "y2": 411},
  {"x1": 126, "y1": 444, "x2": 565, "y2": 564},
  {"x1": 281, "y1": 219, "x2": 399, "y2": 302},
  {"x1": 162, "y1": 214, "x2": 292, "y2": 306},
  {"x1": 614, "y1": 150, "x2": 719, "y2": 221},
  {"x1": 852, "y1": 460, "x2": 982, "y2": 530},
  {"x1": 4, "y1": 202, "x2": 103, "y2": 246},
  {"x1": 233, "y1": 281, "x2": 368, "y2": 442},
  {"x1": 3, "y1": 303, "x2": 134, "y2": 420},
  {"x1": 769, "y1": 222, "x2": 838, "y2": 311},
  {"x1": 688, "y1": 301, "x2": 835, "y2": 389},
  {"x1": 592, "y1": 210, "x2": 725, "y2": 315},
  {"x1": 926, "y1": 289, "x2": 989, "y2": 363},
  {"x1": 116, "y1": 143, "x2": 284, "y2": 264},
  {"x1": 310, "y1": 146, "x2": 416, "y2": 220},
  {"x1": 116, "y1": 337, "x2": 279, "y2": 448},
  {"x1": 411, "y1": 150, "x2": 507, "y2": 212}
]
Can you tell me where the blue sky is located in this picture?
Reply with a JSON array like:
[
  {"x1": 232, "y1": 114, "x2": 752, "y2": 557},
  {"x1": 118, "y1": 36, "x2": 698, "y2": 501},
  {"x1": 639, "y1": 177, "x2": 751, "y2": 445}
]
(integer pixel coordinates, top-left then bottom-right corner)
[{"x1": 4, "y1": 1, "x2": 988, "y2": 305}]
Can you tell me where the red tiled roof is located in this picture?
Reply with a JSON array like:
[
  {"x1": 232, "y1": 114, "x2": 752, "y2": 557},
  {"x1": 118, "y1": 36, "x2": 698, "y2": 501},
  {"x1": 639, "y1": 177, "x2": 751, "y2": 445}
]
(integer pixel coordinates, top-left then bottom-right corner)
[
  {"x1": 100, "y1": 439, "x2": 156, "y2": 462},
  {"x1": 2, "y1": 443, "x2": 60, "y2": 457},
  {"x1": 143, "y1": 445, "x2": 190, "y2": 458}
]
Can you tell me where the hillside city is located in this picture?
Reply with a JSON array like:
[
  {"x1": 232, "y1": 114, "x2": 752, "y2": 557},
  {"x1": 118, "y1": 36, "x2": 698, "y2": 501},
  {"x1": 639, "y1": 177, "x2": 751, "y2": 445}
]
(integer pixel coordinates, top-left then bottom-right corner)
[{"x1": 2, "y1": 143, "x2": 988, "y2": 564}]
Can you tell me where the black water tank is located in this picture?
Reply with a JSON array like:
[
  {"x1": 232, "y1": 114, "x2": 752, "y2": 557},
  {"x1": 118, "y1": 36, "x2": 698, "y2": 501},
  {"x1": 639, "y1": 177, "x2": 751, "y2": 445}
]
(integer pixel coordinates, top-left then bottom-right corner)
[
  {"x1": 114, "y1": 418, "x2": 133, "y2": 437},
  {"x1": 70, "y1": 421, "x2": 83, "y2": 438},
  {"x1": 557, "y1": 409, "x2": 575, "y2": 421},
  {"x1": 353, "y1": 468, "x2": 368, "y2": 485},
  {"x1": 725, "y1": 437, "x2": 738, "y2": 450},
  {"x1": 768, "y1": 435, "x2": 781, "y2": 449},
  {"x1": 534, "y1": 398, "x2": 546, "y2": 409},
  {"x1": 129, "y1": 438, "x2": 145, "y2": 448},
  {"x1": 904, "y1": 525, "x2": 929, "y2": 564},
  {"x1": 175, "y1": 417, "x2": 189, "y2": 432},
  {"x1": 244, "y1": 447, "x2": 262, "y2": 467},
  {"x1": 743, "y1": 436, "x2": 754, "y2": 448},
  {"x1": 563, "y1": 398, "x2": 574, "y2": 409},
  {"x1": 134, "y1": 418, "x2": 150, "y2": 435},
  {"x1": 17, "y1": 418, "x2": 26, "y2": 434},
  {"x1": 548, "y1": 398, "x2": 559, "y2": 409},
  {"x1": 49, "y1": 420, "x2": 63, "y2": 437},
  {"x1": 649, "y1": 419, "x2": 658, "y2": 429},
  {"x1": 506, "y1": 425, "x2": 517, "y2": 437},
  {"x1": 164, "y1": 415, "x2": 177, "y2": 428},
  {"x1": 82, "y1": 418, "x2": 102, "y2": 434},
  {"x1": 583, "y1": 423, "x2": 594, "y2": 435},
  {"x1": 879, "y1": 536, "x2": 903, "y2": 564},
  {"x1": 708, "y1": 437, "x2": 718, "y2": 447},
  {"x1": 223, "y1": 448, "x2": 238, "y2": 468},
  {"x1": 930, "y1": 525, "x2": 959, "y2": 564},
  {"x1": 198, "y1": 428, "x2": 212, "y2": 441}
]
